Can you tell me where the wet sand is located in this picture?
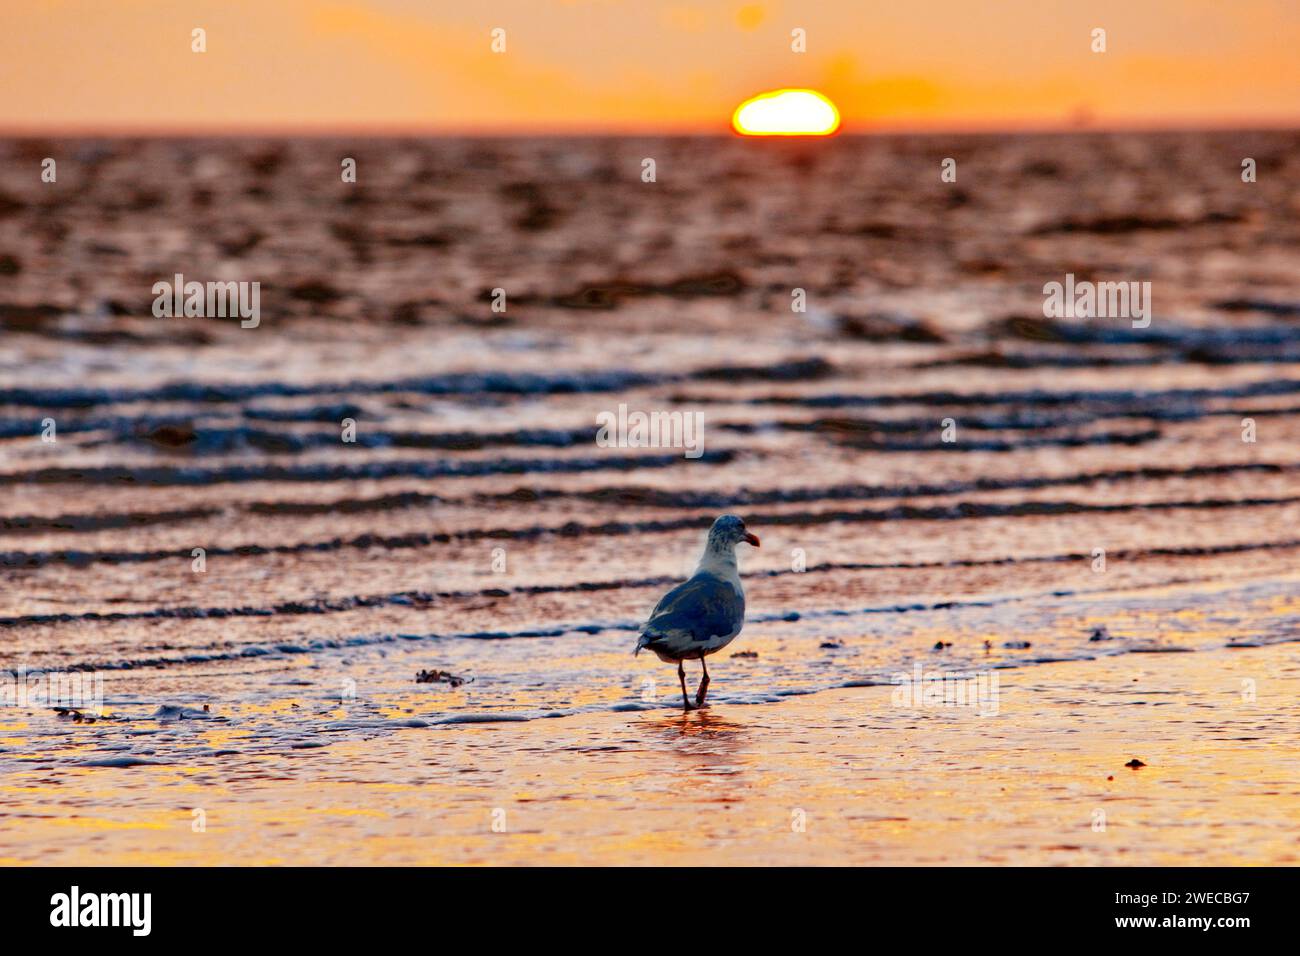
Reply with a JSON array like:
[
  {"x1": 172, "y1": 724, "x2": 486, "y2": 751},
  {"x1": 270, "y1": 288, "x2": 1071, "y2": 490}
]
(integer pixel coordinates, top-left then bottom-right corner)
[
  {"x1": 1, "y1": 131, "x2": 1298, "y2": 864},
  {"x1": 1, "y1": 640, "x2": 1296, "y2": 866}
]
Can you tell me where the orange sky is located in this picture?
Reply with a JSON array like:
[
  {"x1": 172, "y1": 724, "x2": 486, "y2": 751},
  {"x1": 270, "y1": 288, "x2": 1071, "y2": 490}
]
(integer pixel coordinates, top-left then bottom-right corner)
[{"x1": 1, "y1": 0, "x2": 1296, "y2": 133}]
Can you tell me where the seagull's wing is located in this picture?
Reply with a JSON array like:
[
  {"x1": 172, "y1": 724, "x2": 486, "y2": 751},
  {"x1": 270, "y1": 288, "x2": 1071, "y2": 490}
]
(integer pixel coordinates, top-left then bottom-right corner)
[{"x1": 635, "y1": 572, "x2": 744, "y2": 656}]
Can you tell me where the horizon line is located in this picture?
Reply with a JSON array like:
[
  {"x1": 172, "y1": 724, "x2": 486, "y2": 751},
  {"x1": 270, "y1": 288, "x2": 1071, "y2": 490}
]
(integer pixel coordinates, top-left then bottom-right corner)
[{"x1": 2, "y1": 116, "x2": 1297, "y2": 139}]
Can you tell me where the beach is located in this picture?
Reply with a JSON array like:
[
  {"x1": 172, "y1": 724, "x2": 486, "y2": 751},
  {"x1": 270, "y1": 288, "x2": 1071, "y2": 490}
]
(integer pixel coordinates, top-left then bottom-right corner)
[
  {"x1": 2, "y1": 639, "x2": 1297, "y2": 865},
  {"x1": 1, "y1": 131, "x2": 1298, "y2": 865}
]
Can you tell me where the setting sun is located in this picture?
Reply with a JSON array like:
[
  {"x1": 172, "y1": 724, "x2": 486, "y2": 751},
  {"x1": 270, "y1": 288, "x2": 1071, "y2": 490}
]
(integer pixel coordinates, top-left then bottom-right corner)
[{"x1": 731, "y1": 89, "x2": 841, "y2": 136}]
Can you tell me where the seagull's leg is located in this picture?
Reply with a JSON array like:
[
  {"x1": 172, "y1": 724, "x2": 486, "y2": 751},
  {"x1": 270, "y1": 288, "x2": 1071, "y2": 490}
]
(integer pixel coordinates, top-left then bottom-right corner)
[
  {"x1": 695, "y1": 656, "x2": 710, "y2": 708},
  {"x1": 677, "y1": 660, "x2": 694, "y2": 710}
]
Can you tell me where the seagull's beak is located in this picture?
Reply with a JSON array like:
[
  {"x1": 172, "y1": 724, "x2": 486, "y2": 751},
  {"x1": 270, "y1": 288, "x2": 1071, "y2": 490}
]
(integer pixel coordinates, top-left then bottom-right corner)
[{"x1": 743, "y1": 531, "x2": 761, "y2": 547}]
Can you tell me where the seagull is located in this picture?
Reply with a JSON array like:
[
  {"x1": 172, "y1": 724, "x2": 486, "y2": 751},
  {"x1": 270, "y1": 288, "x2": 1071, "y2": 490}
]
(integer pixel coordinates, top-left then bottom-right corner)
[{"x1": 635, "y1": 514, "x2": 760, "y2": 709}]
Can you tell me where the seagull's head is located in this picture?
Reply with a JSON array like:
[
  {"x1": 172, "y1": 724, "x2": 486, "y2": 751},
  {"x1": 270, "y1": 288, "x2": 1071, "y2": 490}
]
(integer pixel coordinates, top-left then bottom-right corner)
[{"x1": 709, "y1": 514, "x2": 760, "y2": 550}]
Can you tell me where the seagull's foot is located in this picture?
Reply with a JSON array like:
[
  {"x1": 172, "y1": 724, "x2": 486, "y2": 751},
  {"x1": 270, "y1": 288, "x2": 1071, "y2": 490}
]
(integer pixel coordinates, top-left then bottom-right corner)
[{"x1": 694, "y1": 678, "x2": 710, "y2": 708}]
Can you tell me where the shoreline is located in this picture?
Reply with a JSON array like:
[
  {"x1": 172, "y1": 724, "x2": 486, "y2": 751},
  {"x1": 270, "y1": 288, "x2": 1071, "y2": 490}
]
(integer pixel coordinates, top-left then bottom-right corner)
[{"x1": 2, "y1": 639, "x2": 1295, "y2": 866}]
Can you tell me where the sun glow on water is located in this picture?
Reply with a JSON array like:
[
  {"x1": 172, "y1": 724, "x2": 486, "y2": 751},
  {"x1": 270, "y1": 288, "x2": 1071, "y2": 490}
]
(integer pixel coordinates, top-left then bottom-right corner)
[{"x1": 732, "y1": 89, "x2": 841, "y2": 136}]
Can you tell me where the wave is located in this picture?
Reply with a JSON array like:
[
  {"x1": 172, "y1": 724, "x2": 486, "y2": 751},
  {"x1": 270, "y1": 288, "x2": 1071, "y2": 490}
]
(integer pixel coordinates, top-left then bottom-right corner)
[
  {"x1": 0, "y1": 448, "x2": 733, "y2": 489},
  {"x1": 6, "y1": 535, "x2": 1300, "y2": 629},
  {"x1": 4, "y1": 492, "x2": 1297, "y2": 570}
]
